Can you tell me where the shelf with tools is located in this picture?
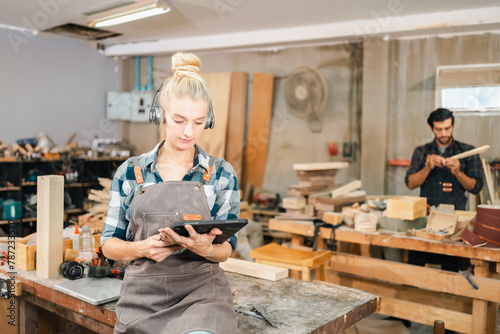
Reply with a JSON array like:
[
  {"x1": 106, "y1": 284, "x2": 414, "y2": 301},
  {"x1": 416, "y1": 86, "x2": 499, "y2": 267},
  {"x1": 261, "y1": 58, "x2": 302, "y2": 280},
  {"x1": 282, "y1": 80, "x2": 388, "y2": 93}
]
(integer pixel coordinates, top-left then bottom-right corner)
[{"x1": 0, "y1": 157, "x2": 124, "y2": 235}]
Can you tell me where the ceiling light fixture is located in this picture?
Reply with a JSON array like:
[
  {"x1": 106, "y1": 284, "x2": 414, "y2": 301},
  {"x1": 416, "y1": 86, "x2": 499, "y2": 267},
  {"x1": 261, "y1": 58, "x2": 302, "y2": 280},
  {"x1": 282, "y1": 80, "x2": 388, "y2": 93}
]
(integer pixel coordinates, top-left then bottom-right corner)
[{"x1": 88, "y1": 0, "x2": 170, "y2": 28}]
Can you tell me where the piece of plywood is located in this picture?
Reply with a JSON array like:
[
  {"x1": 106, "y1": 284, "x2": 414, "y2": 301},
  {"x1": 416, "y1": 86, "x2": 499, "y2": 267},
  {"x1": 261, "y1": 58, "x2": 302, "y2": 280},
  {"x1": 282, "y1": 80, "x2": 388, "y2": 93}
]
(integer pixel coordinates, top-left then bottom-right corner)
[
  {"x1": 198, "y1": 72, "x2": 233, "y2": 157},
  {"x1": 36, "y1": 175, "x2": 64, "y2": 278},
  {"x1": 220, "y1": 257, "x2": 288, "y2": 281},
  {"x1": 243, "y1": 73, "x2": 274, "y2": 188},
  {"x1": 225, "y1": 72, "x2": 248, "y2": 183}
]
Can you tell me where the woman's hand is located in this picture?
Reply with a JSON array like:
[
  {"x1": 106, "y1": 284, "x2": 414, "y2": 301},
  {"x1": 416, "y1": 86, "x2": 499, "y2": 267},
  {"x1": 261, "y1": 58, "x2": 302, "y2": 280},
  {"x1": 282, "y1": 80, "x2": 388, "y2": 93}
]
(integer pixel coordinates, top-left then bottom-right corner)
[
  {"x1": 158, "y1": 225, "x2": 222, "y2": 259},
  {"x1": 142, "y1": 233, "x2": 183, "y2": 262}
]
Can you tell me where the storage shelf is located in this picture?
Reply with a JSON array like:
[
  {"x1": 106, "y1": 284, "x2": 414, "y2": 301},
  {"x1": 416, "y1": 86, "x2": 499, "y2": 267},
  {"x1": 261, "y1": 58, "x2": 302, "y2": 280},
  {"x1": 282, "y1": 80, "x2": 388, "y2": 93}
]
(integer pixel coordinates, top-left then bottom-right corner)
[
  {"x1": 0, "y1": 187, "x2": 21, "y2": 192},
  {"x1": 1, "y1": 157, "x2": 118, "y2": 236}
]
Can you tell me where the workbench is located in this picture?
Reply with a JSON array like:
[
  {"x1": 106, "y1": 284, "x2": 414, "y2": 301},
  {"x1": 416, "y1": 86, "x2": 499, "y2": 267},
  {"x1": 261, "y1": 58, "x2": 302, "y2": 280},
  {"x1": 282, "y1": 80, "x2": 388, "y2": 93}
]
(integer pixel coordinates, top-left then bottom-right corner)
[
  {"x1": 269, "y1": 219, "x2": 500, "y2": 334},
  {"x1": 0, "y1": 263, "x2": 379, "y2": 333}
]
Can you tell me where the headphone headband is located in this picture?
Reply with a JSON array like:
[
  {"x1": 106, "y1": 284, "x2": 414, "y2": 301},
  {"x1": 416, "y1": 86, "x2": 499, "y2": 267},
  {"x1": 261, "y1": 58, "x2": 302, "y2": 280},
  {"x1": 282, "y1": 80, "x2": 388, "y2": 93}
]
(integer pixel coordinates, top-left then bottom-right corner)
[{"x1": 149, "y1": 84, "x2": 215, "y2": 129}]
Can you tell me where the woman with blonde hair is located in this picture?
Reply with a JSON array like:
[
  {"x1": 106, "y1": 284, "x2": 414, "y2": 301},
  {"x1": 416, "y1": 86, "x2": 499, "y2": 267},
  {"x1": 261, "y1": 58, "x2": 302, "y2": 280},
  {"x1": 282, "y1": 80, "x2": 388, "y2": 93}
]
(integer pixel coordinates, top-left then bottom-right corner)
[{"x1": 101, "y1": 52, "x2": 239, "y2": 334}]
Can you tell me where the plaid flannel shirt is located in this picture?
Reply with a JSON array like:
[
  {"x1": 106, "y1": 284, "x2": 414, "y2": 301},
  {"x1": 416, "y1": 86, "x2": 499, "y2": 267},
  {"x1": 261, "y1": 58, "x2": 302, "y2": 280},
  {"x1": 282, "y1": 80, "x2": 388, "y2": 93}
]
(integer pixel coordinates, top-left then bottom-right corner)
[
  {"x1": 404, "y1": 139, "x2": 483, "y2": 194},
  {"x1": 101, "y1": 141, "x2": 240, "y2": 251}
]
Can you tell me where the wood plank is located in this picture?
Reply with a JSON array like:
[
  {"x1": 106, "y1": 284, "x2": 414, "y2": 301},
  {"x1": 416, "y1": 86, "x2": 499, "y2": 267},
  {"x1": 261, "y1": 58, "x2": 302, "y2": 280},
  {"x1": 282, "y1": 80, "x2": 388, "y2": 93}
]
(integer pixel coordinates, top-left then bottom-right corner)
[
  {"x1": 380, "y1": 297, "x2": 471, "y2": 333},
  {"x1": 282, "y1": 196, "x2": 307, "y2": 210},
  {"x1": 450, "y1": 145, "x2": 490, "y2": 160},
  {"x1": 36, "y1": 175, "x2": 64, "y2": 278},
  {"x1": 243, "y1": 73, "x2": 274, "y2": 188},
  {"x1": 219, "y1": 258, "x2": 288, "y2": 281},
  {"x1": 225, "y1": 72, "x2": 248, "y2": 183},
  {"x1": 330, "y1": 180, "x2": 362, "y2": 198},
  {"x1": 330, "y1": 252, "x2": 500, "y2": 303},
  {"x1": 293, "y1": 162, "x2": 349, "y2": 171},
  {"x1": 25, "y1": 294, "x2": 114, "y2": 334},
  {"x1": 198, "y1": 72, "x2": 232, "y2": 157},
  {"x1": 327, "y1": 272, "x2": 472, "y2": 314}
]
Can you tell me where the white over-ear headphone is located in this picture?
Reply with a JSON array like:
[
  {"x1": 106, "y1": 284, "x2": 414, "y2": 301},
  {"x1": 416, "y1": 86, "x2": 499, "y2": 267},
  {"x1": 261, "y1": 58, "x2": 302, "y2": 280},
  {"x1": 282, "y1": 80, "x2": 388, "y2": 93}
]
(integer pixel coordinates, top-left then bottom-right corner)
[{"x1": 149, "y1": 84, "x2": 215, "y2": 129}]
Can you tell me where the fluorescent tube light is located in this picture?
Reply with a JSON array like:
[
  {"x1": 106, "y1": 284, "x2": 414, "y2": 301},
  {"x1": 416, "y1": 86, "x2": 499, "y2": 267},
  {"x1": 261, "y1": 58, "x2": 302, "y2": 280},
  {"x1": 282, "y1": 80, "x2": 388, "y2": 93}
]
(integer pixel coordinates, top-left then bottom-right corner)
[{"x1": 88, "y1": 0, "x2": 170, "y2": 28}]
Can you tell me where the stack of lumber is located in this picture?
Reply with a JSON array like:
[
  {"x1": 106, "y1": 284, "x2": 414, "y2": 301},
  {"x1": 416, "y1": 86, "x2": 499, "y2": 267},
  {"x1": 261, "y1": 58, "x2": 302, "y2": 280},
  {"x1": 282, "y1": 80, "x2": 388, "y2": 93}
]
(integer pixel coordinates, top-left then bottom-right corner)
[
  {"x1": 278, "y1": 162, "x2": 366, "y2": 222},
  {"x1": 78, "y1": 178, "x2": 111, "y2": 233}
]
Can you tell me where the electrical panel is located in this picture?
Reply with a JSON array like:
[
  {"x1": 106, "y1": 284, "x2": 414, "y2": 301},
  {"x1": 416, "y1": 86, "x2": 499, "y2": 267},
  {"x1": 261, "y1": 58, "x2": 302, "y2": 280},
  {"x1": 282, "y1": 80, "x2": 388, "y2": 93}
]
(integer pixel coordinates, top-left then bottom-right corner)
[
  {"x1": 130, "y1": 91, "x2": 154, "y2": 123},
  {"x1": 106, "y1": 91, "x2": 155, "y2": 123},
  {"x1": 106, "y1": 91, "x2": 133, "y2": 121}
]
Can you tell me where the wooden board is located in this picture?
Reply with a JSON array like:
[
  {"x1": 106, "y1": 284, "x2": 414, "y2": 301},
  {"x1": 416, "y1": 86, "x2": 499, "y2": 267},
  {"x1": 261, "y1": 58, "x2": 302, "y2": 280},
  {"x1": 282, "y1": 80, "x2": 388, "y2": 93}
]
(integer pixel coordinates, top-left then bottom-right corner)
[
  {"x1": 243, "y1": 73, "x2": 274, "y2": 188},
  {"x1": 219, "y1": 257, "x2": 288, "y2": 281},
  {"x1": 197, "y1": 72, "x2": 232, "y2": 157},
  {"x1": 36, "y1": 175, "x2": 64, "y2": 278},
  {"x1": 293, "y1": 162, "x2": 349, "y2": 171},
  {"x1": 331, "y1": 180, "x2": 362, "y2": 198},
  {"x1": 386, "y1": 196, "x2": 427, "y2": 220},
  {"x1": 282, "y1": 196, "x2": 307, "y2": 210},
  {"x1": 224, "y1": 72, "x2": 248, "y2": 183},
  {"x1": 330, "y1": 252, "x2": 500, "y2": 303}
]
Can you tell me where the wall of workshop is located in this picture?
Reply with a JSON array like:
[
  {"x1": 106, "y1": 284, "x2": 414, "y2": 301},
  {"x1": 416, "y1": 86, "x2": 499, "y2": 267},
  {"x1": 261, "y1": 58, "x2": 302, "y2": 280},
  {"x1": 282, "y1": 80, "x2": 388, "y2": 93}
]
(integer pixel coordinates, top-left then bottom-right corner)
[
  {"x1": 386, "y1": 33, "x2": 500, "y2": 197},
  {"x1": 0, "y1": 30, "x2": 119, "y2": 147},
  {"x1": 119, "y1": 44, "x2": 361, "y2": 197}
]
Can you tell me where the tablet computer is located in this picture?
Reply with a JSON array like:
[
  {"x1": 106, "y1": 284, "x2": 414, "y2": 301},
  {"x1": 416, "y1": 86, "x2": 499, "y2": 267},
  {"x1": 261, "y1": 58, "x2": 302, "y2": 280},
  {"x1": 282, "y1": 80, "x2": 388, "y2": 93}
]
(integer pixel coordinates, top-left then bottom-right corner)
[{"x1": 170, "y1": 219, "x2": 248, "y2": 244}]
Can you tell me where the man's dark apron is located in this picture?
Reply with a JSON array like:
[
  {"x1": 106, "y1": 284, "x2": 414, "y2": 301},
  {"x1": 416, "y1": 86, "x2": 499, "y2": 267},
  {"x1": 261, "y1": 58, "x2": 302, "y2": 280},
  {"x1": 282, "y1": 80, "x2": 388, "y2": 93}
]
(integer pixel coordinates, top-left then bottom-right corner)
[
  {"x1": 114, "y1": 158, "x2": 237, "y2": 334},
  {"x1": 420, "y1": 164, "x2": 467, "y2": 210}
]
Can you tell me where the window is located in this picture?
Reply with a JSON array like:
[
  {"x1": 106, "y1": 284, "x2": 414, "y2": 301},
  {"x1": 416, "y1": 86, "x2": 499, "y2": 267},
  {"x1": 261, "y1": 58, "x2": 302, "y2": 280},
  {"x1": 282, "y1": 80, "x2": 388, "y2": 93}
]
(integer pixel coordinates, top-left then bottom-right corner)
[{"x1": 436, "y1": 64, "x2": 500, "y2": 115}]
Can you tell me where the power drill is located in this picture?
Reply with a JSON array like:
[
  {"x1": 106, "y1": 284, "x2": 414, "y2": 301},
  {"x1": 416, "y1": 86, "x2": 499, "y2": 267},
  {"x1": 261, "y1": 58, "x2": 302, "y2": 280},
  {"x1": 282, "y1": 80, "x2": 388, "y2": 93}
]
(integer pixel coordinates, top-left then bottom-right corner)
[{"x1": 88, "y1": 265, "x2": 125, "y2": 279}]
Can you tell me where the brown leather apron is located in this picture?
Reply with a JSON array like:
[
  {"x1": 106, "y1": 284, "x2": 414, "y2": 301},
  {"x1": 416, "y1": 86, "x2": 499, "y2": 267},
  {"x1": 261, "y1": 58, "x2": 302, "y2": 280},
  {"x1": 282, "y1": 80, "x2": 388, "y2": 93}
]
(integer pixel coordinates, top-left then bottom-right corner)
[{"x1": 114, "y1": 158, "x2": 237, "y2": 334}]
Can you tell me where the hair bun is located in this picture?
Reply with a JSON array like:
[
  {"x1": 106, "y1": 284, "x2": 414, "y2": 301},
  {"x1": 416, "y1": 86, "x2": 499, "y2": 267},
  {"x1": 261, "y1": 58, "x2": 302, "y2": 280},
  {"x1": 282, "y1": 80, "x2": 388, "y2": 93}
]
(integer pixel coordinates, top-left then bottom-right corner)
[{"x1": 172, "y1": 52, "x2": 201, "y2": 77}]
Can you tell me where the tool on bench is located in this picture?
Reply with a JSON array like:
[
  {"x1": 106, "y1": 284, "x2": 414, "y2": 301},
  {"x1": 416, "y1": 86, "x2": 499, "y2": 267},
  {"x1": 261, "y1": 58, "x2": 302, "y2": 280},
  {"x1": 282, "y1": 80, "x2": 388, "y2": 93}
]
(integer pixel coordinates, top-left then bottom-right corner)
[
  {"x1": 88, "y1": 265, "x2": 125, "y2": 279},
  {"x1": 462, "y1": 267, "x2": 479, "y2": 290},
  {"x1": 235, "y1": 304, "x2": 283, "y2": 328}
]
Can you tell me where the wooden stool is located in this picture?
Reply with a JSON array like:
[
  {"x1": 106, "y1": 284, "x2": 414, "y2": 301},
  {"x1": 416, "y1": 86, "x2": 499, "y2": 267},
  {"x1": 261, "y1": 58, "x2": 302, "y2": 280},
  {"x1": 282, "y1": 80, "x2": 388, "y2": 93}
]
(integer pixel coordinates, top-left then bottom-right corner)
[{"x1": 249, "y1": 243, "x2": 331, "y2": 281}]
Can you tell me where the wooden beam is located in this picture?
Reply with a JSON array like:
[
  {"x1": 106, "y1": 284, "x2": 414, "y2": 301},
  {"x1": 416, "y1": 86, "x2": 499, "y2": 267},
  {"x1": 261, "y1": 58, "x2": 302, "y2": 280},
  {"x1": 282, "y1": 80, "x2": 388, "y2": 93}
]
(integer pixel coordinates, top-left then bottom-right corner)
[
  {"x1": 25, "y1": 294, "x2": 114, "y2": 334},
  {"x1": 327, "y1": 272, "x2": 472, "y2": 314},
  {"x1": 330, "y1": 252, "x2": 500, "y2": 303},
  {"x1": 198, "y1": 72, "x2": 232, "y2": 157},
  {"x1": 243, "y1": 73, "x2": 274, "y2": 188},
  {"x1": 219, "y1": 258, "x2": 288, "y2": 281},
  {"x1": 225, "y1": 72, "x2": 248, "y2": 183},
  {"x1": 36, "y1": 175, "x2": 64, "y2": 278},
  {"x1": 380, "y1": 297, "x2": 471, "y2": 333}
]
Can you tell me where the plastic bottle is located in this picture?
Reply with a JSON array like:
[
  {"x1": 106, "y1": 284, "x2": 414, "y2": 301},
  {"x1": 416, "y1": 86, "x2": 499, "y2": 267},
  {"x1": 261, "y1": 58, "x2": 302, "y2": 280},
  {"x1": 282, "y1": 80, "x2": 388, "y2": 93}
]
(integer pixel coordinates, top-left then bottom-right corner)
[
  {"x1": 79, "y1": 224, "x2": 94, "y2": 263},
  {"x1": 72, "y1": 225, "x2": 80, "y2": 250}
]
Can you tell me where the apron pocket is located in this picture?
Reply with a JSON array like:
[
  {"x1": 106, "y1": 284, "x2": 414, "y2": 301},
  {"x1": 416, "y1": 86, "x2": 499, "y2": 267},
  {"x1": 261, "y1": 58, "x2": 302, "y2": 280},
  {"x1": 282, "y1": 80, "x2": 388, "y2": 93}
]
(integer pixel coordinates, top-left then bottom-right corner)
[
  {"x1": 117, "y1": 274, "x2": 168, "y2": 326},
  {"x1": 142, "y1": 211, "x2": 179, "y2": 238}
]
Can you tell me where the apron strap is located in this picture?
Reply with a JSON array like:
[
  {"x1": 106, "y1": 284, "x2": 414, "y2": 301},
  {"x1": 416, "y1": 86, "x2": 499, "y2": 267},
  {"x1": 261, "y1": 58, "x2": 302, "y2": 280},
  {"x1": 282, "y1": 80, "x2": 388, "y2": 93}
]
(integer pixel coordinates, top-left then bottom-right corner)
[
  {"x1": 202, "y1": 156, "x2": 216, "y2": 184},
  {"x1": 132, "y1": 157, "x2": 145, "y2": 194}
]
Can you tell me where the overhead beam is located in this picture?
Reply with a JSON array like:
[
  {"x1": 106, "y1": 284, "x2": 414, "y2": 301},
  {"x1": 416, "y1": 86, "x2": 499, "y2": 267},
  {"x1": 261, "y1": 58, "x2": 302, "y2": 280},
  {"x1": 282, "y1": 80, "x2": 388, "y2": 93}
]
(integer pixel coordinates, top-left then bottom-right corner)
[{"x1": 103, "y1": 8, "x2": 500, "y2": 56}]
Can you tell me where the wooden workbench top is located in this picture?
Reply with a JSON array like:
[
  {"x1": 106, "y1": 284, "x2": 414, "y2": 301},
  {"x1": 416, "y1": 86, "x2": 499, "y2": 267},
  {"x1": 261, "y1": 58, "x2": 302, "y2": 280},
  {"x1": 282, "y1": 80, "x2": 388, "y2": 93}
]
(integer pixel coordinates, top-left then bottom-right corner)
[{"x1": 1, "y1": 264, "x2": 379, "y2": 333}]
